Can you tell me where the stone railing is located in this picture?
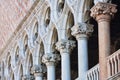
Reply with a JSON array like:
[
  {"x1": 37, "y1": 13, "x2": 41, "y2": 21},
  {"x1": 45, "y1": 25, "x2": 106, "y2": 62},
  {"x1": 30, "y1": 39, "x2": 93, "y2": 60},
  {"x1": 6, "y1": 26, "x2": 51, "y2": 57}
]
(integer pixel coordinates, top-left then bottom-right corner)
[
  {"x1": 107, "y1": 49, "x2": 120, "y2": 79},
  {"x1": 86, "y1": 64, "x2": 99, "y2": 80}
]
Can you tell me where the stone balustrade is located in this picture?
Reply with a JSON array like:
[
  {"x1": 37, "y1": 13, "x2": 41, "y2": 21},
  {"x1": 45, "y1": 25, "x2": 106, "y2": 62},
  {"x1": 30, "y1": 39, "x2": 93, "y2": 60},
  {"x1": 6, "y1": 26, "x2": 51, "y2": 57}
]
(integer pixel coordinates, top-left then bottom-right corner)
[
  {"x1": 107, "y1": 49, "x2": 120, "y2": 79},
  {"x1": 86, "y1": 64, "x2": 99, "y2": 80}
]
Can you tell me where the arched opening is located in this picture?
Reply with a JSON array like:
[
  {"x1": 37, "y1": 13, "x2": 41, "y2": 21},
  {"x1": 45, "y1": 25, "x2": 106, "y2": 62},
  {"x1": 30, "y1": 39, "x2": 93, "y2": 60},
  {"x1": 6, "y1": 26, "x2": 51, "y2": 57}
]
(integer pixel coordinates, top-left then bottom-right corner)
[
  {"x1": 15, "y1": 46, "x2": 19, "y2": 62},
  {"x1": 24, "y1": 35, "x2": 28, "y2": 55},
  {"x1": 28, "y1": 53, "x2": 33, "y2": 75},
  {"x1": 51, "y1": 28, "x2": 58, "y2": 52},
  {"x1": 11, "y1": 74, "x2": 14, "y2": 80},
  {"x1": 50, "y1": 28, "x2": 61, "y2": 79},
  {"x1": 66, "y1": 11, "x2": 74, "y2": 40},
  {"x1": 8, "y1": 56, "x2": 11, "y2": 72},
  {"x1": 66, "y1": 11, "x2": 78, "y2": 79},
  {"x1": 57, "y1": 0, "x2": 65, "y2": 17},
  {"x1": 19, "y1": 65, "x2": 23, "y2": 80},
  {"x1": 44, "y1": 7, "x2": 51, "y2": 27},
  {"x1": 33, "y1": 22, "x2": 39, "y2": 43},
  {"x1": 39, "y1": 42, "x2": 47, "y2": 78},
  {"x1": 39, "y1": 42, "x2": 44, "y2": 64}
]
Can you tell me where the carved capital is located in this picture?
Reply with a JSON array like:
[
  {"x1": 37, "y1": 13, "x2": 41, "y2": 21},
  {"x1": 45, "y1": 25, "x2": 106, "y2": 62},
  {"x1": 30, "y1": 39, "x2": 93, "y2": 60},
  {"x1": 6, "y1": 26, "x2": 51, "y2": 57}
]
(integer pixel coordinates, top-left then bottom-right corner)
[
  {"x1": 71, "y1": 23, "x2": 93, "y2": 39},
  {"x1": 90, "y1": 2, "x2": 117, "y2": 21},
  {"x1": 31, "y1": 65, "x2": 45, "y2": 76},
  {"x1": 22, "y1": 75, "x2": 34, "y2": 80},
  {"x1": 42, "y1": 53, "x2": 60, "y2": 66},
  {"x1": 56, "y1": 40, "x2": 76, "y2": 53}
]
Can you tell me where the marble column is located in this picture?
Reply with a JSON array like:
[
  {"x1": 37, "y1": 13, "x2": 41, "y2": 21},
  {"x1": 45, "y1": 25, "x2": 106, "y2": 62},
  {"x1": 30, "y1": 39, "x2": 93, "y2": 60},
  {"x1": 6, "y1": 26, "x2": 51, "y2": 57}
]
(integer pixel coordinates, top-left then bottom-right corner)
[
  {"x1": 42, "y1": 53, "x2": 60, "y2": 80},
  {"x1": 71, "y1": 23, "x2": 93, "y2": 80},
  {"x1": 56, "y1": 40, "x2": 76, "y2": 80},
  {"x1": 90, "y1": 2, "x2": 117, "y2": 80},
  {"x1": 31, "y1": 65, "x2": 44, "y2": 80}
]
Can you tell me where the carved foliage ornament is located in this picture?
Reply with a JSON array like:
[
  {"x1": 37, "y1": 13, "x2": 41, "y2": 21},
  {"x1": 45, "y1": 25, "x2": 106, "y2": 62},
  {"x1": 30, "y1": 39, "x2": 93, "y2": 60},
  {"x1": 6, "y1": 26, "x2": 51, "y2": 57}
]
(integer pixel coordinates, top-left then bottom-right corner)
[
  {"x1": 42, "y1": 53, "x2": 60, "y2": 66},
  {"x1": 22, "y1": 75, "x2": 34, "y2": 80},
  {"x1": 71, "y1": 23, "x2": 93, "y2": 38},
  {"x1": 90, "y1": 2, "x2": 117, "y2": 19},
  {"x1": 55, "y1": 40, "x2": 76, "y2": 53},
  {"x1": 31, "y1": 65, "x2": 43, "y2": 74}
]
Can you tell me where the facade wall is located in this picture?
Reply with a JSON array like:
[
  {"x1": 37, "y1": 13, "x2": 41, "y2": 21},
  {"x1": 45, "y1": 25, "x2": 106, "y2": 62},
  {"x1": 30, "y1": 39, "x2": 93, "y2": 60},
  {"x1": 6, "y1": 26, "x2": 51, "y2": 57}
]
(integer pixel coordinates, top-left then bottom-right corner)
[
  {"x1": 0, "y1": 0, "x2": 120, "y2": 80},
  {"x1": 0, "y1": 0, "x2": 34, "y2": 51}
]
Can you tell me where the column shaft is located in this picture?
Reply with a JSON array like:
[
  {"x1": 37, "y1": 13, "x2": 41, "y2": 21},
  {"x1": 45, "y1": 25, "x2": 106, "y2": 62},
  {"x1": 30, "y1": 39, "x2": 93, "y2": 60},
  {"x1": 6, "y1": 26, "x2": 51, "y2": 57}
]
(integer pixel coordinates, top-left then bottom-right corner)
[
  {"x1": 47, "y1": 65, "x2": 55, "y2": 80},
  {"x1": 56, "y1": 40, "x2": 75, "y2": 80},
  {"x1": 71, "y1": 23, "x2": 93, "y2": 80},
  {"x1": 34, "y1": 73, "x2": 43, "y2": 80},
  {"x1": 78, "y1": 37, "x2": 88, "y2": 79},
  {"x1": 90, "y1": 2, "x2": 117, "y2": 80},
  {"x1": 36, "y1": 77, "x2": 42, "y2": 80},
  {"x1": 42, "y1": 53, "x2": 60, "y2": 80},
  {"x1": 61, "y1": 53, "x2": 71, "y2": 80},
  {"x1": 98, "y1": 18, "x2": 110, "y2": 80}
]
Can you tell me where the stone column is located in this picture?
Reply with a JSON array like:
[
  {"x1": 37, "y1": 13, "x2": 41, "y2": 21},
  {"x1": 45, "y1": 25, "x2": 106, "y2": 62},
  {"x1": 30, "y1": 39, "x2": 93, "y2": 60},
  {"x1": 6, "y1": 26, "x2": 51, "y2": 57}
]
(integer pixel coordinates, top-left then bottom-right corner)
[
  {"x1": 56, "y1": 40, "x2": 76, "y2": 80},
  {"x1": 90, "y1": 2, "x2": 117, "y2": 80},
  {"x1": 42, "y1": 53, "x2": 60, "y2": 80},
  {"x1": 71, "y1": 23, "x2": 93, "y2": 80},
  {"x1": 31, "y1": 65, "x2": 44, "y2": 80}
]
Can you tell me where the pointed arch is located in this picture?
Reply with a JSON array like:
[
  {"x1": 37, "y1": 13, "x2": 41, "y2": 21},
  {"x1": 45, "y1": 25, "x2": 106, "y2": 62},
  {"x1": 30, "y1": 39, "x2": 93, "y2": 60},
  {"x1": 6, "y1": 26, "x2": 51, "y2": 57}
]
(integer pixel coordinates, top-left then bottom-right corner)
[
  {"x1": 18, "y1": 64, "x2": 23, "y2": 80},
  {"x1": 66, "y1": 11, "x2": 75, "y2": 40}
]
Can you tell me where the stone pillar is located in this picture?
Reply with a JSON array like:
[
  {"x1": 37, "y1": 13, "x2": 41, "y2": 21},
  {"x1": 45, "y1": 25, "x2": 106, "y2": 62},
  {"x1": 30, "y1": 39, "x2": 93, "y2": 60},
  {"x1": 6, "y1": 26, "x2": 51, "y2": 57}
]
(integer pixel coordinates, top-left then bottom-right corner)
[
  {"x1": 90, "y1": 2, "x2": 117, "y2": 80},
  {"x1": 71, "y1": 23, "x2": 93, "y2": 80},
  {"x1": 31, "y1": 65, "x2": 44, "y2": 80},
  {"x1": 56, "y1": 40, "x2": 76, "y2": 80},
  {"x1": 42, "y1": 53, "x2": 60, "y2": 80}
]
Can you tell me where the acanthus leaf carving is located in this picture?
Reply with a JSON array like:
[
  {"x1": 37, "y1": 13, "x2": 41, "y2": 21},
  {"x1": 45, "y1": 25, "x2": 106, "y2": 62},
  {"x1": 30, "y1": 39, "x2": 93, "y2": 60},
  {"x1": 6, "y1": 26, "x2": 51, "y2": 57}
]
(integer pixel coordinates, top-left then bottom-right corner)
[{"x1": 90, "y1": 2, "x2": 117, "y2": 19}]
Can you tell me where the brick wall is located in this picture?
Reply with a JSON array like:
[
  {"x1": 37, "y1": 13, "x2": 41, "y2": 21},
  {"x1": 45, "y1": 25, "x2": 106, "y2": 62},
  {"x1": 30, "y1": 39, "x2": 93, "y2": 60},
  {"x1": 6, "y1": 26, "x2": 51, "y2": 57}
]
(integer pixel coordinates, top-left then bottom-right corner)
[{"x1": 0, "y1": 0, "x2": 34, "y2": 51}]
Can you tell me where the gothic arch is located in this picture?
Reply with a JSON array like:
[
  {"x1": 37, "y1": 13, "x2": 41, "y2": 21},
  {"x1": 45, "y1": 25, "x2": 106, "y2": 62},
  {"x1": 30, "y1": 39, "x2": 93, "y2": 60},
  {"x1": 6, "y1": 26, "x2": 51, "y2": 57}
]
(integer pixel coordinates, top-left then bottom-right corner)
[
  {"x1": 18, "y1": 64, "x2": 23, "y2": 80},
  {"x1": 40, "y1": 1, "x2": 51, "y2": 28},
  {"x1": 26, "y1": 52, "x2": 33, "y2": 74},
  {"x1": 38, "y1": 3, "x2": 51, "y2": 38},
  {"x1": 50, "y1": 28, "x2": 59, "y2": 52},
  {"x1": 39, "y1": 41, "x2": 45, "y2": 63},
  {"x1": 23, "y1": 35, "x2": 29, "y2": 56},
  {"x1": 66, "y1": 11, "x2": 75, "y2": 40},
  {"x1": 30, "y1": 17, "x2": 40, "y2": 45},
  {"x1": 10, "y1": 72, "x2": 14, "y2": 80}
]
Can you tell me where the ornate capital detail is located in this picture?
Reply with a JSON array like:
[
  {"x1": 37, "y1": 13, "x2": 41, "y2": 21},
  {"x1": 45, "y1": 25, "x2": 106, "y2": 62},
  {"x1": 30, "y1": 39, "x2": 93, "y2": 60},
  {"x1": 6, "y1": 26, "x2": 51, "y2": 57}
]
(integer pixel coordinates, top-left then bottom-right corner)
[
  {"x1": 55, "y1": 40, "x2": 76, "y2": 53},
  {"x1": 31, "y1": 65, "x2": 44, "y2": 76},
  {"x1": 90, "y1": 2, "x2": 117, "y2": 21},
  {"x1": 71, "y1": 23, "x2": 94, "y2": 39},
  {"x1": 22, "y1": 75, "x2": 34, "y2": 80},
  {"x1": 42, "y1": 53, "x2": 60, "y2": 66}
]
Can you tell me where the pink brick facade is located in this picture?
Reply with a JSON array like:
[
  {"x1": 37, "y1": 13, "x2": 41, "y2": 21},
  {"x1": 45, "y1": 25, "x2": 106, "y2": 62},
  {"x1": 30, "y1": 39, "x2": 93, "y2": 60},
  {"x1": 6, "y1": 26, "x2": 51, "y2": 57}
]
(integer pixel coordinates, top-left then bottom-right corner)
[{"x1": 0, "y1": 0, "x2": 34, "y2": 51}]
